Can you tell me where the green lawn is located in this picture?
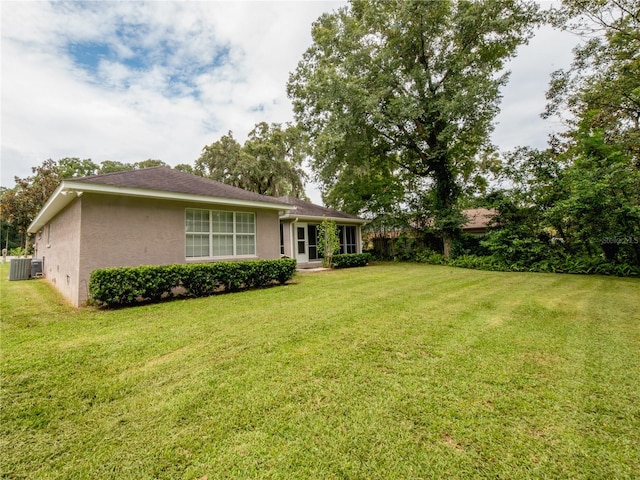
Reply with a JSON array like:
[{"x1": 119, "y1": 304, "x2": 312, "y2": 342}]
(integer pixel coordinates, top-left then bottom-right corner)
[{"x1": 1, "y1": 262, "x2": 639, "y2": 479}]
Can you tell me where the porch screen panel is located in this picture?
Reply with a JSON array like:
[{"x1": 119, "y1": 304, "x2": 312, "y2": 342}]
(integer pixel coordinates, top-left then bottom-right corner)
[
  {"x1": 308, "y1": 224, "x2": 320, "y2": 260},
  {"x1": 345, "y1": 226, "x2": 357, "y2": 253},
  {"x1": 338, "y1": 225, "x2": 357, "y2": 254}
]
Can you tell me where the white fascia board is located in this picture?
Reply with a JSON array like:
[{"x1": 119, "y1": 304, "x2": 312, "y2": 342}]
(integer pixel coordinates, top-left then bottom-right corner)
[
  {"x1": 62, "y1": 182, "x2": 295, "y2": 210},
  {"x1": 279, "y1": 213, "x2": 367, "y2": 225},
  {"x1": 27, "y1": 183, "x2": 74, "y2": 234},
  {"x1": 27, "y1": 180, "x2": 295, "y2": 234}
]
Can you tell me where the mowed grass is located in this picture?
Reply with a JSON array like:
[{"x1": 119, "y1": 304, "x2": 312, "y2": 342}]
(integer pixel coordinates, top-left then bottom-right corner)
[{"x1": 1, "y1": 262, "x2": 639, "y2": 479}]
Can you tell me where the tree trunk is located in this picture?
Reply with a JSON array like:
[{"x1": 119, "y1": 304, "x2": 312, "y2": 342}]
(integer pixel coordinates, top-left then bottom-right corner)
[{"x1": 443, "y1": 233, "x2": 453, "y2": 260}]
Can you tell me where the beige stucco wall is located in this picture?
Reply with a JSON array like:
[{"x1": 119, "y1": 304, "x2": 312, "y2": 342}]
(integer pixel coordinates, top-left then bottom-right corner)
[
  {"x1": 36, "y1": 193, "x2": 283, "y2": 306},
  {"x1": 33, "y1": 198, "x2": 82, "y2": 305},
  {"x1": 255, "y1": 210, "x2": 281, "y2": 259}
]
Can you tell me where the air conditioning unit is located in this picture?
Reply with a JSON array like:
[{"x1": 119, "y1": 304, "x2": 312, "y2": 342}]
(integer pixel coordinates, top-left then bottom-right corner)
[
  {"x1": 31, "y1": 258, "x2": 44, "y2": 278},
  {"x1": 9, "y1": 258, "x2": 32, "y2": 281}
]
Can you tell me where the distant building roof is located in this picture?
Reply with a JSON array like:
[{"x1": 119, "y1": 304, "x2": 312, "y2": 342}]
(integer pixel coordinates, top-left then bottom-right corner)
[
  {"x1": 364, "y1": 208, "x2": 497, "y2": 239},
  {"x1": 463, "y1": 208, "x2": 496, "y2": 232}
]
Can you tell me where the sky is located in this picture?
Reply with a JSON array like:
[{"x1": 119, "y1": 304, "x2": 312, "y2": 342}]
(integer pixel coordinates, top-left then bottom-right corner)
[{"x1": 1, "y1": 1, "x2": 578, "y2": 204}]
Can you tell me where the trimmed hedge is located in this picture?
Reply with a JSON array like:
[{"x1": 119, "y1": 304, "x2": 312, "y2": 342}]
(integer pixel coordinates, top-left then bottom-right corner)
[
  {"x1": 332, "y1": 253, "x2": 371, "y2": 269},
  {"x1": 446, "y1": 254, "x2": 640, "y2": 277},
  {"x1": 89, "y1": 258, "x2": 297, "y2": 307}
]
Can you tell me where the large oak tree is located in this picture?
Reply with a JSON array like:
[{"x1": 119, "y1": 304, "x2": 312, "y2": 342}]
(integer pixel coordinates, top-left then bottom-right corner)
[
  {"x1": 288, "y1": 0, "x2": 541, "y2": 257},
  {"x1": 195, "y1": 122, "x2": 307, "y2": 198}
]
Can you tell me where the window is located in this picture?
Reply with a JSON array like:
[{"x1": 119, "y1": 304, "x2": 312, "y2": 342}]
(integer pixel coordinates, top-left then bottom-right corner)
[
  {"x1": 186, "y1": 209, "x2": 210, "y2": 257},
  {"x1": 186, "y1": 208, "x2": 255, "y2": 258},
  {"x1": 297, "y1": 227, "x2": 306, "y2": 254},
  {"x1": 339, "y1": 225, "x2": 357, "y2": 254}
]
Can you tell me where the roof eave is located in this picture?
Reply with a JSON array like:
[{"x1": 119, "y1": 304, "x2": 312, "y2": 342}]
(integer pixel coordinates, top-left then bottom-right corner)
[
  {"x1": 279, "y1": 213, "x2": 367, "y2": 225},
  {"x1": 27, "y1": 181, "x2": 295, "y2": 234},
  {"x1": 27, "y1": 182, "x2": 74, "y2": 234}
]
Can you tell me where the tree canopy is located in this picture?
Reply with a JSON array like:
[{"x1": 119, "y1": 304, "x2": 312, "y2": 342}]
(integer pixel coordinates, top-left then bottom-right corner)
[
  {"x1": 545, "y1": 0, "x2": 639, "y2": 161},
  {"x1": 482, "y1": 0, "x2": 640, "y2": 267},
  {"x1": 195, "y1": 123, "x2": 308, "y2": 198},
  {"x1": 288, "y1": 0, "x2": 541, "y2": 257}
]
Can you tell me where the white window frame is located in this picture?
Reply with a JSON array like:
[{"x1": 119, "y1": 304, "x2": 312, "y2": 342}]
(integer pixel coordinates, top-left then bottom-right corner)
[{"x1": 185, "y1": 208, "x2": 256, "y2": 259}]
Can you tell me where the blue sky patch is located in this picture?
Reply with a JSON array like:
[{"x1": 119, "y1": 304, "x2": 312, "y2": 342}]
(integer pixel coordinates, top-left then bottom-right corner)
[
  {"x1": 67, "y1": 42, "x2": 112, "y2": 72},
  {"x1": 65, "y1": 35, "x2": 231, "y2": 99}
]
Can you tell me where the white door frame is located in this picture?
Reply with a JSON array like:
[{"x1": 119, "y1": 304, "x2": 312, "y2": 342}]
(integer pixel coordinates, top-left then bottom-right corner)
[{"x1": 295, "y1": 222, "x2": 309, "y2": 263}]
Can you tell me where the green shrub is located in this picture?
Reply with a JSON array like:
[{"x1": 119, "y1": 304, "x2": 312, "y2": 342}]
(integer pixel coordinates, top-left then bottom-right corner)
[
  {"x1": 88, "y1": 267, "x2": 145, "y2": 306},
  {"x1": 448, "y1": 255, "x2": 507, "y2": 271},
  {"x1": 452, "y1": 234, "x2": 490, "y2": 257},
  {"x1": 446, "y1": 254, "x2": 640, "y2": 278},
  {"x1": 8, "y1": 247, "x2": 26, "y2": 256},
  {"x1": 180, "y1": 264, "x2": 222, "y2": 297},
  {"x1": 273, "y1": 258, "x2": 298, "y2": 284},
  {"x1": 136, "y1": 264, "x2": 182, "y2": 301},
  {"x1": 415, "y1": 248, "x2": 446, "y2": 265},
  {"x1": 393, "y1": 234, "x2": 419, "y2": 261},
  {"x1": 332, "y1": 253, "x2": 371, "y2": 268},
  {"x1": 89, "y1": 258, "x2": 297, "y2": 307}
]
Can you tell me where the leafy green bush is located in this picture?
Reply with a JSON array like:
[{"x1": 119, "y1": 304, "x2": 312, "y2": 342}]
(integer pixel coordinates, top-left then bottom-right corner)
[
  {"x1": 180, "y1": 263, "x2": 222, "y2": 297},
  {"x1": 273, "y1": 258, "x2": 299, "y2": 284},
  {"x1": 88, "y1": 267, "x2": 147, "y2": 306},
  {"x1": 393, "y1": 234, "x2": 419, "y2": 261},
  {"x1": 136, "y1": 265, "x2": 182, "y2": 301},
  {"x1": 452, "y1": 234, "x2": 490, "y2": 257},
  {"x1": 89, "y1": 258, "x2": 297, "y2": 307},
  {"x1": 331, "y1": 253, "x2": 371, "y2": 268},
  {"x1": 446, "y1": 254, "x2": 640, "y2": 277},
  {"x1": 448, "y1": 255, "x2": 507, "y2": 271},
  {"x1": 414, "y1": 248, "x2": 446, "y2": 265}
]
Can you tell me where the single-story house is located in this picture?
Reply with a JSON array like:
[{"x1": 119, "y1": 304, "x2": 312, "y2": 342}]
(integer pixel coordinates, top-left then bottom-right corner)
[{"x1": 27, "y1": 167, "x2": 365, "y2": 306}]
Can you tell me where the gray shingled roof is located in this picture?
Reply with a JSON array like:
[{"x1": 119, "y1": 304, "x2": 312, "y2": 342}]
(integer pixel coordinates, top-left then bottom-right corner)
[
  {"x1": 73, "y1": 166, "x2": 287, "y2": 205},
  {"x1": 276, "y1": 196, "x2": 362, "y2": 221},
  {"x1": 463, "y1": 208, "x2": 497, "y2": 230}
]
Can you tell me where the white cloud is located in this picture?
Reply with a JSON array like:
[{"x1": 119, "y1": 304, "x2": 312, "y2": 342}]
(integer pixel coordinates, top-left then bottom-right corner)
[
  {"x1": 1, "y1": 1, "x2": 345, "y2": 196},
  {"x1": 492, "y1": 24, "x2": 577, "y2": 151},
  {"x1": 1, "y1": 0, "x2": 576, "y2": 208}
]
